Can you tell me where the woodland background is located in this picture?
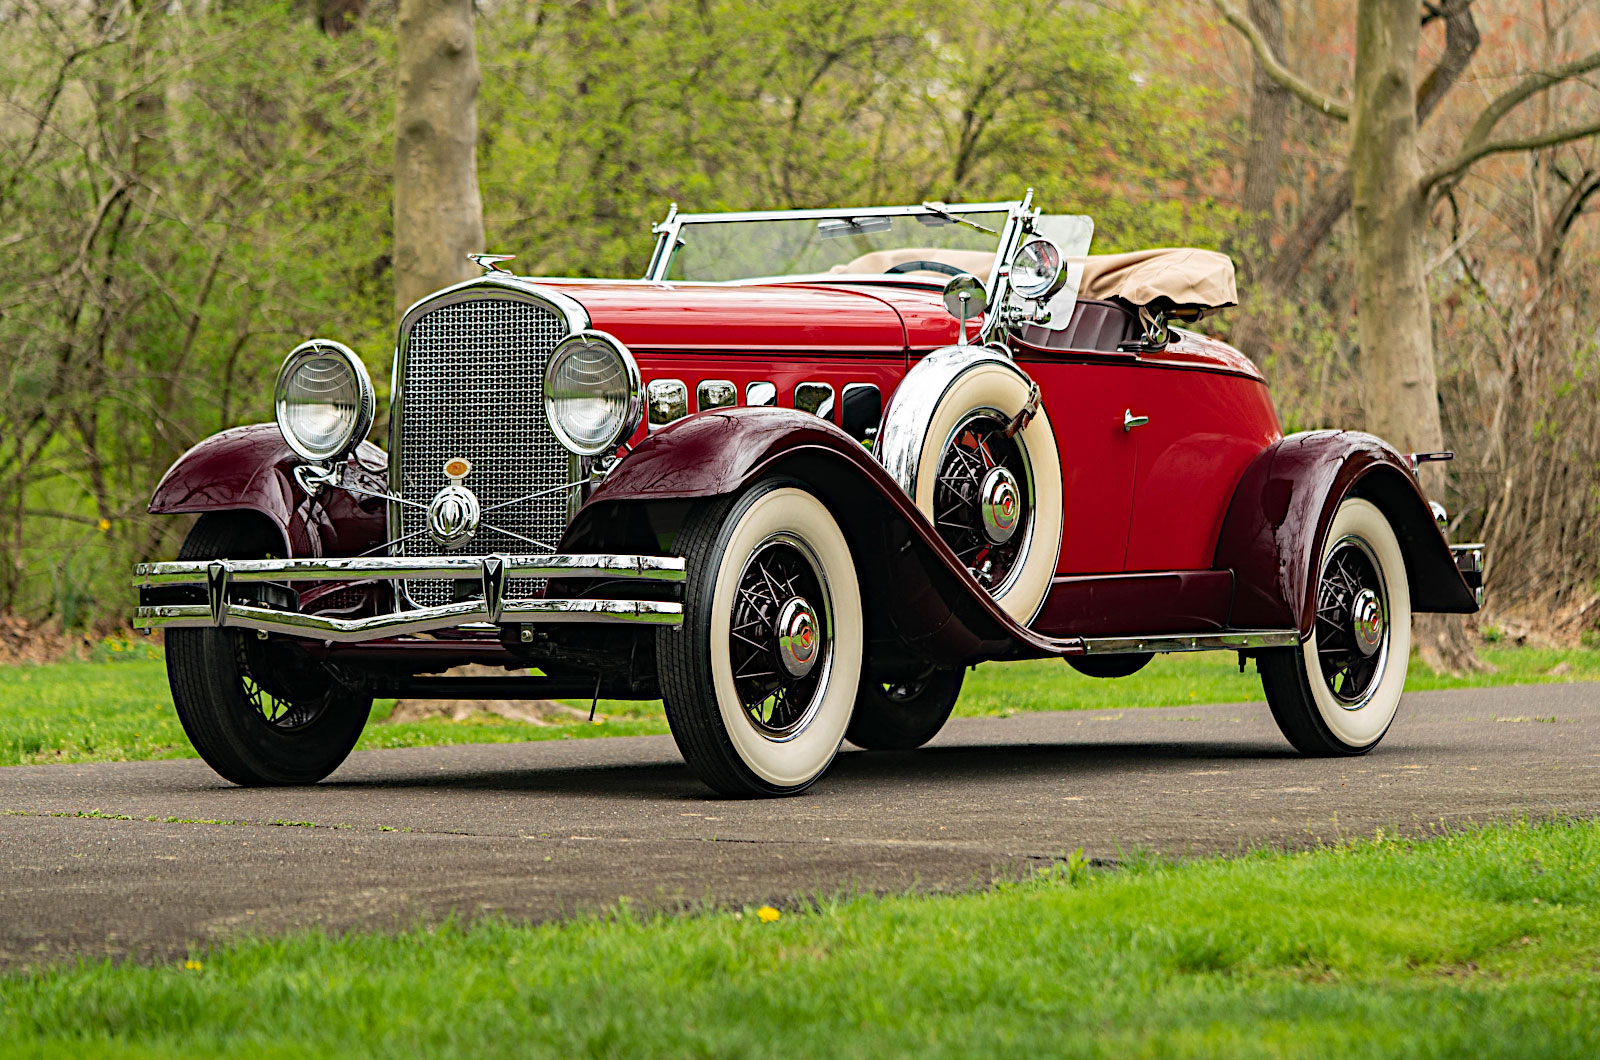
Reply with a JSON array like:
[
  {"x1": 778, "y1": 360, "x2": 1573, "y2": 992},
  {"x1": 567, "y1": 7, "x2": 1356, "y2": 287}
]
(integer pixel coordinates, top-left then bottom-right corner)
[{"x1": 1, "y1": 0, "x2": 1597, "y2": 643}]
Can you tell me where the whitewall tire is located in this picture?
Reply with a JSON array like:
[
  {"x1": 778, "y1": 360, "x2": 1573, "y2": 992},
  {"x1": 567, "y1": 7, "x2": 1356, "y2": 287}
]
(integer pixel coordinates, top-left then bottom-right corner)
[
  {"x1": 1260, "y1": 497, "x2": 1412, "y2": 755},
  {"x1": 657, "y1": 480, "x2": 864, "y2": 796},
  {"x1": 907, "y1": 361, "x2": 1062, "y2": 624}
]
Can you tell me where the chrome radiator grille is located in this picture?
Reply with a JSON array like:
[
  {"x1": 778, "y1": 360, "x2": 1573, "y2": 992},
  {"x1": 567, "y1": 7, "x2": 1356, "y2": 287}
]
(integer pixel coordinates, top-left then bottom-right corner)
[{"x1": 394, "y1": 296, "x2": 574, "y2": 607}]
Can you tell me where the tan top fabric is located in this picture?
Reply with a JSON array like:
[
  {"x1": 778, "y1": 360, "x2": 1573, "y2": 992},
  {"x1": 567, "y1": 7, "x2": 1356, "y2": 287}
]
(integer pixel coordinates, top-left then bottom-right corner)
[
  {"x1": 1073, "y1": 248, "x2": 1237, "y2": 318},
  {"x1": 829, "y1": 248, "x2": 996, "y2": 282}
]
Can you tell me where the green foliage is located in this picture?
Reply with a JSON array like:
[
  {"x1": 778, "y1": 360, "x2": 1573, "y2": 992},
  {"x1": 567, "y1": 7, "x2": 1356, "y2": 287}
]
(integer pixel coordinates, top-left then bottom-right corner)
[
  {"x1": 0, "y1": 2, "x2": 394, "y2": 623},
  {"x1": 4, "y1": 818, "x2": 1600, "y2": 1056},
  {"x1": 477, "y1": 0, "x2": 1233, "y2": 279}
]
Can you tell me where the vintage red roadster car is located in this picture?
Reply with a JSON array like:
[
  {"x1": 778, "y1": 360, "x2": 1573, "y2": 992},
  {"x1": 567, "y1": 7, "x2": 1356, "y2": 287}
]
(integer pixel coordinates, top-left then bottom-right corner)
[{"x1": 134, "y1": 193, "x2": 1484, "y2": 796}]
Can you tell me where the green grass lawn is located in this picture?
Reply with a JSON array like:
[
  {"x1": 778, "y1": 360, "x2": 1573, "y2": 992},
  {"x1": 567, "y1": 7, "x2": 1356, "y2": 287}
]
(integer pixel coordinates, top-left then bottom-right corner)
[
  {"x1": 2, "y1": 818, "x2": 1597, "y2": 1057},
  {"x1": 2, "y1": 643, "x2": 1597, "y2": 767}
]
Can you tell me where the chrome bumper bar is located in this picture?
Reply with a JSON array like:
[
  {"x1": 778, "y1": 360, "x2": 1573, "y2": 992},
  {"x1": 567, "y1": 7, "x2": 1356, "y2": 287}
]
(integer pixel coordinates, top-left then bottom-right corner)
[{"x1": 132, "y1": 552, "x2": 685, "y2": 641}]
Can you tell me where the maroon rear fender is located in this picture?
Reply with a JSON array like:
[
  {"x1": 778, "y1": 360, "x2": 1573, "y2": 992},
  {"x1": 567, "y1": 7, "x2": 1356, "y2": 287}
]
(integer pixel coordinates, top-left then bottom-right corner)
[
  {"x1": 1214, "y1": 430, "x2": 1479, "y2": 636},
  {"x1": 149, "y1": 423, "x2": 387, "y2": 558},
  {"x1": 567, "y1": 407, "x2": 1083, "y2": 666}
]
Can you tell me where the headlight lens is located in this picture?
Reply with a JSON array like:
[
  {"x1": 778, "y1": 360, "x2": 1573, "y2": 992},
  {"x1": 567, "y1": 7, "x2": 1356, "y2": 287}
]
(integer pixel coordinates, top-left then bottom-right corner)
[
  {"x1": 274, "y1": 339, "x2": 375, "y2": 463},
  {"x1": 1010, "y1": 237, "x2": 1066, "y2": 300},
  {"x1": 544, "y1": 331, "x2": 642, "y2": 456}
]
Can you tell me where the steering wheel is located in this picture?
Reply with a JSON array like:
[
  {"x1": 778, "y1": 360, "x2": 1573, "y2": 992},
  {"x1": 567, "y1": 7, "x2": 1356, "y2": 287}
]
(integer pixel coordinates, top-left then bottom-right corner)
[{"x1": 884, "y1": 260, "x2": 965, "y2": 276}]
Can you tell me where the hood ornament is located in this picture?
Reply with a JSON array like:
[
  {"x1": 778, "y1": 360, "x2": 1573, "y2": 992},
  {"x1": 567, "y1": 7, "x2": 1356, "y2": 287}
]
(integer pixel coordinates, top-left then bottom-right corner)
[
  {"x1": 467, "y1": 253, "x2": 515, "y2": 274},
  {"x1": 427, "y1": 458, "x2": 480, "y2": 550}
]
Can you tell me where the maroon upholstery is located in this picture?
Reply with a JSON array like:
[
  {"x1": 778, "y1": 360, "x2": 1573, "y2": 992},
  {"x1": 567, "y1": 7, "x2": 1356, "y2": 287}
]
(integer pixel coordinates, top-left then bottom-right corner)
[{"x1": 1018, "y1": 299, "x2": 1137, "y2": 354}]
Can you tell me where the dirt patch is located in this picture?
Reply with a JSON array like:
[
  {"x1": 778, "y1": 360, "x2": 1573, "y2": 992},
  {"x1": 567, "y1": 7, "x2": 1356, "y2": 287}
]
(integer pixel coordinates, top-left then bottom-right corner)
[{"x1": 0, "y1": 616, "x2": 98, "y2": 666}]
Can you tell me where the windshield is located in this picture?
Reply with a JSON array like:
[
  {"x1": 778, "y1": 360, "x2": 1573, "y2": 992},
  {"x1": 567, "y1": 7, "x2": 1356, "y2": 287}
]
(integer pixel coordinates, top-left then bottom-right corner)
[{"x1": 657, "y1": 206, "x2": 1013, "y2": 283}]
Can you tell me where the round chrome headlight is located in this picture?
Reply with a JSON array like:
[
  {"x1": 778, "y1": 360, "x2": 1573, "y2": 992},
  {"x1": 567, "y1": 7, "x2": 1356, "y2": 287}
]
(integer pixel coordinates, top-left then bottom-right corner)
[
  {"x1": 274, "y1": 339, "x2": 375, "y2": 463},
  {"x1": 1010, "y1": 237, "x2": 1067, "y2": 301},
  {"x1": 544, "y1": 330, "x2": 642, "y2": 457}
]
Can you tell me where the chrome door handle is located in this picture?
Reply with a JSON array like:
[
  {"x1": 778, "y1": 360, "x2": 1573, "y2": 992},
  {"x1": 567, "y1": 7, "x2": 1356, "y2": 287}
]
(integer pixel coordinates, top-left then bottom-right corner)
[{"x1": 1123, "y1": 409, "x2": 1150, "y2": 432}]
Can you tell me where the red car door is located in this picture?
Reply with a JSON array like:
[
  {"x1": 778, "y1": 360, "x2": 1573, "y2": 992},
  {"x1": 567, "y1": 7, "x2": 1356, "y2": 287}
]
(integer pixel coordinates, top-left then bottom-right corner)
[
  {"x1": 1121, "y1": 343, "x2": 1282, "y2": 572},
  {"x1": 1015, "y1": 354, "x2": 1141, "y2": 574}
]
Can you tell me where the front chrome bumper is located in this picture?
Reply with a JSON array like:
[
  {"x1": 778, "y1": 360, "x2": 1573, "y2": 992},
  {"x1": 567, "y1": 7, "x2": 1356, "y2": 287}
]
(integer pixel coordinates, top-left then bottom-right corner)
[{"x1": 132, "y1": 552, "x2": 685, "y2": 642}]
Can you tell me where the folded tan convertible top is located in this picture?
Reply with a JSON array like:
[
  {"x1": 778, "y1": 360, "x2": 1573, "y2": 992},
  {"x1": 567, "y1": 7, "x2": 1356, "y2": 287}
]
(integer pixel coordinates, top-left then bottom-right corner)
[{"x1": 1074, "y1": 248, "x2": 1237, "y2": 319}]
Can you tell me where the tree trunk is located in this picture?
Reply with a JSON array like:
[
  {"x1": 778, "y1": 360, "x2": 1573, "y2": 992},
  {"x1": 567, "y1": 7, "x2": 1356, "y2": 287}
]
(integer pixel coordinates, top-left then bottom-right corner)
[
  {"x1": 319, "y1": 0, "x2": 365, "y2": 37},
  {"x1": 1239, "y1": 0, "x2": 1288, "y2": 275},
  {"x1": 1351, "y1": 0, "x2": 1437, "y2": 457},
  {"x1": 1350, "y1": 0, "x2": 1486, "y2": 675},
  {"x1": 1228, "y1": 0, "x2": 1290, "y2": 360},
  {"x1": 394, "y1": 0, "x2": 485, "y2": 322}
]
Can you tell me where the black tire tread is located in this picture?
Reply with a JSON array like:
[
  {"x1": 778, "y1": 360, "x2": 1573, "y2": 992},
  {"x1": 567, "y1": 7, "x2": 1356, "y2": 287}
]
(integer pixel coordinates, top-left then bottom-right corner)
[
  {"x1": 166, "y1": 512, "x2": 371, "y2": 786},
  {"x1": 846, "y1": 669, "x2": 964, "y2": 751},
  {"x1": 653, "y1": 492, "x2": 778, "y2": 796}
]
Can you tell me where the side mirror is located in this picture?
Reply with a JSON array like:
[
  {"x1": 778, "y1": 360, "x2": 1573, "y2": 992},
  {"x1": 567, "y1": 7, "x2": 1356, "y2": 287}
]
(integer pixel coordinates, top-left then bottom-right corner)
[{"x1": 941, "y1": 273, "x2": 988, "y2": 346}]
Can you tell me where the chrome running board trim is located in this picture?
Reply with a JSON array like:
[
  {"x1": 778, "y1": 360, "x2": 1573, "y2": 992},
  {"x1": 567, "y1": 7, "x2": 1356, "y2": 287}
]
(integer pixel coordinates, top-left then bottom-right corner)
[{"x1": 1079, "y1": 630, "x2": 1299, "y2": 655}]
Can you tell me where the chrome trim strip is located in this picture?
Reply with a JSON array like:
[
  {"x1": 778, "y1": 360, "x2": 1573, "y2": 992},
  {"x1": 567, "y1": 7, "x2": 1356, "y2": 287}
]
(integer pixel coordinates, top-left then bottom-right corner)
[
  {"x1": 133, "y1": 553, "x2": 686, "y2": 588},
  {"x1": 1079, "y1": 631, "x2": 1299, "y2": 655},
  {"x1": 133, "y1": 598, "x2": 684, "y2": 641},
  {"x1": 663, "y1": 200, "x2": 1024, "y2": 224},
  {"x1": 645, "y1": 199, "x2": 1029, "y2": 285}
]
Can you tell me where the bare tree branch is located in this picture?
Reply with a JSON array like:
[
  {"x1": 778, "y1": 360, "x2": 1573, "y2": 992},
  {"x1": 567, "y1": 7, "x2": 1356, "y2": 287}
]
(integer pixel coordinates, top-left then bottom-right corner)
[
  {"x1": 1425, "y1": 118, "x2": 1600, "y2": 192},
  {"x1": 1212, "y1": 0, "x2": 1350, "y2": 120},
  {"x1": 1455, "y1": 50, "x2": 1600, "y2": 158},
  {"x1": 1416, "y1": 0, "x2": 1480, "y2": 122}
]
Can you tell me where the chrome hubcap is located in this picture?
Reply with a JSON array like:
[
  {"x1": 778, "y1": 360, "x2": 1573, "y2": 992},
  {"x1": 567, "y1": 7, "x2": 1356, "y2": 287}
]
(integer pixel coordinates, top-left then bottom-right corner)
[
  {"x1": 729, "y1": 534, "x2": 832, "y2": 739},
  {"x1": 776, "y1": 596, "x2": 820, "y2": 678},
  {"x1": 932, "y1": 410, "x2": 1033, "y2": 593},
  {"x1": 427, "y1": 483, "x2": 481, "y2": 550},
  {"x1": 1351, "y1": 588, "x2": 1385, "y2": 657},
  {"x1": 1315, "y1": 536, "x2": 1390, "y2": 708},
  {"x1": 979, "y1": 466, "x2": 1021, "y2": 545}
]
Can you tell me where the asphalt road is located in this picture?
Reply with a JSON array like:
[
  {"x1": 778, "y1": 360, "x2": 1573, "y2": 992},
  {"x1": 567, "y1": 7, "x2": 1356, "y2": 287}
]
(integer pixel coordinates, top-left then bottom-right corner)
[{"x1": 3, "y1": 682, "x2": 1598, "y2": 968}]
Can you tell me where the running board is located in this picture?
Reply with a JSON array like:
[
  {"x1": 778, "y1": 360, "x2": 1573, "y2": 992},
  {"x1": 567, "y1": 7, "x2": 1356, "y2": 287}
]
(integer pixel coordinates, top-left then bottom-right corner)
[{"x1": 1077, "y1": 630, "x2": 1298, "y2": 655}]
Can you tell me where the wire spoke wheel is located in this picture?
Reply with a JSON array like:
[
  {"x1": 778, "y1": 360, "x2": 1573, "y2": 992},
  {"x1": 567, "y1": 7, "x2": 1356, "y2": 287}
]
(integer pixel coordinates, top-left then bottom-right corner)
[
  {"x1": 728, "y1": 535, "x2": 831, "y2": 738},
  {"x1": 1258, "y1": 498, "x2": 1411, "y2": 757},
  {"x1": 932, "y1": 410, "x2": 1031, "y2": 594},
  {"x1": 1313, "y1": 536, "x2": 1389, "y2": 707},
  {"x1": 232, "y1": 634, "x2": 334, "y2": 732}
]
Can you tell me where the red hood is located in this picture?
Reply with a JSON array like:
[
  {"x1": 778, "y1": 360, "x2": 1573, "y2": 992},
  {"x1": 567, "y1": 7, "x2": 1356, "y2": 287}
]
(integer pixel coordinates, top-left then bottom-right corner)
[{"x1": 536, "y1": 280, "x2": 963, "y2": 352}]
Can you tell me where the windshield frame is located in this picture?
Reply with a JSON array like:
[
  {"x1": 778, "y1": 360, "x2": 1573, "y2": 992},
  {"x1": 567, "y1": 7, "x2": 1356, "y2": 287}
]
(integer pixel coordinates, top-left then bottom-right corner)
[{"x1": 645, "y1": 196, "x2": 1035, "y2": 321}]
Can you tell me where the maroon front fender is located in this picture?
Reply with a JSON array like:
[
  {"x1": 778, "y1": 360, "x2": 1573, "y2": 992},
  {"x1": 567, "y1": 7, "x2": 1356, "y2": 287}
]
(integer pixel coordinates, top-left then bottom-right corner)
[
  {"x1": 1214, "y1": 430, "x2": 1478, "y2": 637},
  {"x1": 149, "y1": 423, "x2": 387, "y2": 558},
  {"x1": 567, "y1": 407, "x2": 1082, "y2": 665}
]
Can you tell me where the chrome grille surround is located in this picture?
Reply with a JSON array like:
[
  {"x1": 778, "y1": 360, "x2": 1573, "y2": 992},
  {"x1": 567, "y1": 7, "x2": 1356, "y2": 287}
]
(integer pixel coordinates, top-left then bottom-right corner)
[{"x1": 389, "y1": 277, "x2": 591, "y2": 608}]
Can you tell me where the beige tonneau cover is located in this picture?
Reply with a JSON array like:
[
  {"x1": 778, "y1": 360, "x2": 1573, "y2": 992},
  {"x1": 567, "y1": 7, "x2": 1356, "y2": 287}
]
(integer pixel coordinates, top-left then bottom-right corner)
[{"x1": 1073, "y1": 248, "x2": 1237, "y2": 320}]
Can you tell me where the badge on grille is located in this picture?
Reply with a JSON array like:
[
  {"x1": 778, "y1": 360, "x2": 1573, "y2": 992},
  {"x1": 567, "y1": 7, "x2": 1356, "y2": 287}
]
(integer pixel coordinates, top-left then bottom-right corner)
[{"x1": 428, "y1": 458, "x2": 480, "y2": 550}]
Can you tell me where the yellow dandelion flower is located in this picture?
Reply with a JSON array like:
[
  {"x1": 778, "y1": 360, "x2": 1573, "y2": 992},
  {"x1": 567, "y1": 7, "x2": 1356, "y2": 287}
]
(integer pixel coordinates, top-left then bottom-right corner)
[
  {"x1": 97, "y1": 518, "x2": 111, "y2": 533},
  {"x1": 184, "y1": 960, "x2": 203, "y2": 971},
  {"x1": 756, "y1": 905, "x2": 781, "y2": 923}
]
